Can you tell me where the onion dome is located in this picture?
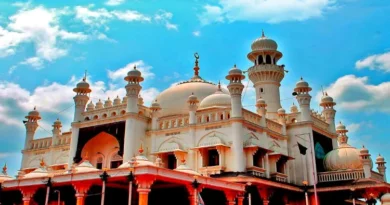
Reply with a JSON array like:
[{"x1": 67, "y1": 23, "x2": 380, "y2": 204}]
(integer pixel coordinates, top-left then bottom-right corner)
[
  {"x1": 360, "y1": 145, "x2": 369, "y2": 155},
  {"x1": 251, "y1": 30, "x2": 278, "y2": 51},
  {"x1": 199, "y1": 82, "x2": 231, "y2": 109},
  {"x1": 26, "y1": 106, "x2": 41, "y2": 120},
  {"x1": 113, "y1": 96, "x2": 121, "y2": 106},
  {"x1": 73, "y1": 74, "x2": 91, "y2": 94},
  {"x1": 87, "y1": 101, "x2": 95, "y2": 111},
  {"x1": 0, "y1": 164, "x2": 13, "y2": 182},
  {"x1": 336, "y1": 121, "x2": 346, "y2": 131},
  {"x1": 122, "y1": 96, "x2": 127, "y2": 104},
  {"x1": 138, "y1": 95, "x2": 144, "y2": 105},
  {"x1": 295, "y1": 77, "x2": 309, "y2": 88},
  {"x1": 324, "y1": 123, "x2": 364, "y2": 171},
  {"x1": 95, "y1": 99, "x2": 104, "y2": 109},
  {"x1": 376, "y1": 154, "x2": 385, "y2": 164},
  {"x1": 228, "y1": 64, "x2": 243, "y2": 75},
  {"x1": 124, "y1": 65, "x2": 144, "y2": 82},
  {"x1": 24, "y1": 159, "x2": 48, "y2": 178},
  {"x1": 290, "y1": 103, "x2": 298, "y2": 113},
  {"x1": 175, "y1": 159, "x2": 200, "y2": 176},
  {"x1": 104, "y1": 97, "x2": 113, "y2": 107},
  {"x1": 381, "y1": 193, "x2": 390, "y2": 204},
  {"x1": 277, "y1": 108, "x2": 286, "y2": 114}
]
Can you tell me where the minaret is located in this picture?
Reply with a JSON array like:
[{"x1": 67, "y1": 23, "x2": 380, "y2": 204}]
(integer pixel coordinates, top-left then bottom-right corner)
[
  {"x1": 24, "y1": 107, "x2": 41, "y2": 149},
  {"x1": 52, "y1": 118, "x2": 62, "y2": 145},
  {"x1": 247, "y1": 31, "x2": 285, "y2": 119},
  {"x1": 68, "y1": 74, "x2": 91, "y2": 167},
  {"x1": 226, "y1": 64, "x2": 246, "y2": 172},
  {"x1": 123, "y1": 65, "x2": 144, "y2": 163},
  {"x1": 150, "y1": 100, "x2": 162, "y2": 130},
  {"x1": 376, "y1": 154, "x2": 387, "y2": 182},
  {"x1": 256, "y1": 98, "x2": 267, "y2": 127},
  {"x1": 359, "y1": 145, "x2": 372, "y2": 179},
  {"x1": 277, "y1": 108, "x2": 287, "y2": 135},
  {"x1": 294, "y1": 78, "x2": 312, "y2": 122},
  {"x1": 72, "y1": 73, "x2": 91, "y2": 122},
  {"x1": 187, "y1": 93, "x2": 199, "y2": 170},
  {"x1": 187, "y1": 93, "x2": 199, "y2": 125},
  {"x1": 320, "y1": 92, "x2": 337, "y2": 133}
]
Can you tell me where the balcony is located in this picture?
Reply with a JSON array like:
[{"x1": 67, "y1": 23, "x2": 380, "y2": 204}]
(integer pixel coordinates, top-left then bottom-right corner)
[
  {"x1": 317, "y1": 170, "x2": 365, "y2": 183},
  {"x1": 270, "y1": 172, "x2": 288, "y2": 183},
  {"x1": 247, "y1": 166, "x2": 266, "y2": 178},
  {"x1": 199, "y1": 165, "x2": 225, "y2": 176}
]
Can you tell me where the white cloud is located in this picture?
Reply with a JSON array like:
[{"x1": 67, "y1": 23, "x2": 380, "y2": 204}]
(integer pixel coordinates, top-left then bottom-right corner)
[
  {"x1": 107, "y1": 60, "x2": 155, "y2": 81},
  {"x1": 356, "y1": 52, "x2": 390, "y2": 72},
  {"x1": 0, "y1": 5, "x2": 87, "y2": 66},
  {"x1": 105, "y1": 0, "x2": 125, "y2": 6},
  {"x1": 112, "y1": 10, "x2": 151, "y2": 22},
  {"x1": 74, "y1": 5, "x2": 113, "y2": 27},
  {"x1": 193, "y1": 31, "x2": 201, "y2": 37},
  {"x1": 316, "y1": 75, "x2": 390, "y2": 113},
  {"x1": 20, "y1": 57, "x2": 44, "y2": 68},
  {"x1": 347, "y1": 123, "x2": 361, "y2": 133},
  {"x1": 198, "y1": 0, "x2": 336, "y2": 25},
  {"x1": 154, "y1": 10, "x2": 178, "y2": 31}
]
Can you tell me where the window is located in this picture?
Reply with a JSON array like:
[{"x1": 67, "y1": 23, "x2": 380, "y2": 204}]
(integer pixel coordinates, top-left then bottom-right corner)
[
  {"x1": 266, "y1": 55, "x2": 272, "y2": 64},
  {"x1": 207, "y1": 149, "x2": 219, "y2": 166},
  {"x1": 220, "y1": 114, "x2": 223, "y2": 120},
  {"x1": 258, "y1": 55, "x2": 264, "y2": 64},
  {"x1": 253, "y1": 150, "x2": 264, "y2": 168},
  {"x1": 273, "y1": 58, "x2": 276, "y2": 64},
  {"x1": 96, "y1": 157, "x2": 103, "y2": 169},
  {"x1": 260, "y1": 88, "x2": 264, "y2": 93},
  {"x1": 276, "y1": 158, "x2": 286, "y2": 173},
  {"x1": 110, "y1": 161, "x2": 121, "y2": 169},
  {"x1": 167, "y1": 154, "x2": 177, "y2": 169}
]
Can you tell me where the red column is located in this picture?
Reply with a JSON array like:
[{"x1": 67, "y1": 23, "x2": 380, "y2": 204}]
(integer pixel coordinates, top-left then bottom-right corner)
[
  {"x1": 73, "y1": 182, "x2": 92, "y2": 205},
  {"x1": 237, "y1": 196, "x2": 244, "y2": 205},
  {"x1": 136, "y1": 176, "x2": 154, "y2": 205},
  {"x1": 259, "y1": 188, "x2": 270, "y2": 205},
  {"x1": 225, "y1": 191, "x2": 237, "y2": 205},
  {"x1": 20, "y1": 187, "x2": 38, "y2": 205}
]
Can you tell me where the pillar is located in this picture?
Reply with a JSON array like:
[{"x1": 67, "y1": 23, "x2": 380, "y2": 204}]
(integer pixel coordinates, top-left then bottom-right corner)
[
  {"x1": 138, "y1": 188, "x2": 150, "y2": 205},
  {"x1": 73, "y1": 182, "x2": 91, "y2": 205},
  {"x1": 294, "y1": 78, "x2": 312, "y2": 122},
  {"x1": 20, "y1": 187, "x2": 37, "y2": 205},
  {"x1": 259, "y1": 188, "x2": 270, "y2": 205},
  {"x1": 237, "y1": 196, "x2": 244, "y2": 205},
  {"x1": 68, "y1": 124, "x2": 80, "y2": 167},
  {"x1": 136, "y1": 176, "x2": 154, "y2": 205},
  {"x1": 225, "y1": 191, "x2": 237, "y2": 205}
]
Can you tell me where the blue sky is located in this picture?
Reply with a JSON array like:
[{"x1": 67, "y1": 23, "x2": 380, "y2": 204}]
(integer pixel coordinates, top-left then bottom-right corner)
[{"x1": 0, "y1": 0, "x2": 389, "y2": 179}]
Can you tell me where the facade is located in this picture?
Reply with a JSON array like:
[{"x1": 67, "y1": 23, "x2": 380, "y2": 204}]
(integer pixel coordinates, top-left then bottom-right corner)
[{"x1": 0, "y1": 32, "x2": 389, "y2": 205}]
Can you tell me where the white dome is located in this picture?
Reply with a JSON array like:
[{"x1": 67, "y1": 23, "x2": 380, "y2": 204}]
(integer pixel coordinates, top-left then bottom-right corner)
[
  {"x1": 336, "y1": 122, "x2": 346, "y2": 131},
  {"x1": 321, "y1": 93, "x2": 334, "y2": 103},
  {"x1": 382, "y1": 193, "x2": 390, "y2": 204},
  {"x1": 251, "y1": 31, "x2": 278, "y2": 51},
  {"x1": 296, "y1": 77, "x2": 309, "y2": 88},
  {"x1": 199, "y1": 84, "x2": 231, "y2": 109},
  {"x1": 87, "y1": 101, "x2": 95, "y2": 111},
  {"x1": 323, "y1": 144, "x2": 363, "y2": 171},
  {"x1": 228, "y1": 65, "x2": 243, "y2": 75},
  {"x1": 277, "y1": 108, "x2": 286, "y2": 114},
  {"x1": 113, "y1": 96, "x2": 121, "y2": 106},
  {"x1": 105, "y1": 97, "x2": 113, "y2": 107},
  {"x1": 376, "y1": 154, "x2": 385, "y2": 163},
  {"x1": 154, "y1": 81, "x2": 228, "y2": 117},
  {"x1": 95, "y1": 99, "x2": 104, "y2": 109},
  {"x1": 127, "y1": 66, "x2": 142, "y2": 78},
  {"x1": 27, "y1": 107, "x2": 41, "y2": 119}
]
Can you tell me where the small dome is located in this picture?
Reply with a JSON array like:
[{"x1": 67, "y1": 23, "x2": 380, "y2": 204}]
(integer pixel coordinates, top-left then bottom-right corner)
[
  {"x1": 113, "y1": 96, "x2": 121, "y2": 106},
  {"x1": 290, "y1": 103, "x2": 298, "y2": 113},
  {"x1": 228, "y1": 64, "x2": 243, "y2": 75},
  {"x1": 53, "y1": 118, "x2": 62, "y2": 127},
  {"x1": 277, "y1": 108, "x2": 286, "y2": 114},
  {"x1": 75, "y1": 160, "x2": 99, "y2": 173},
  {"x1": 175, "y1": 160, "x2": 200, "y2": 176},
  {"x1": 251, "y1": 31, "x2": 278, "y2": 51},
  {"x1": 27, "y1": 107, "x2": 41, "y2": 119},
  {"x1": 199, "y1": 84, "x2": 231, "y2": 109},
  {"x1": 95, "y1": 99, "x2": 104, "y2": 109},
  {"x1": 76, "y1": 80, "x2": 90, "y2": 89},
  {"x1": 336, "y1": 122, "x2": 346, "y2": 131},
  {"x1": 381, "y1": 193, "x2": 390, "y2": 204},
  {"x1": 323, "y1": 144, "x2": 363, "y2": 171},
  {"x1": 104, "y1": 97, "x2": 113, "y2": 107},
  {"x1": 122, "y1": 96, "x2": 127, "y2": 104},
  {"x1": 376, "y1": 154, "x2": 385, "y2": 163},
  {"x1": 87, "y1": 101, "x2": 95, "y2": 111},
  {"x1": 151, "y1": 100, "x2": 161, "y2": 109},
  {"x1": 321, "y1": 92, "x2": 334, "y2": 103},
  {"x1": 256, "y1": 98, "x2": 266, "y2": 105},
  {"x1": 188, "y1": 93, "x2": 198, "y2": 102},
  {"x1": 360, "y1": 146, "x2": 369, "y2": 155},
  {"x1": 126, "y1": 65, "x2": 142, "y2": 79},
  {"x1": 296, "y1": 77, "x2": 309, "y2": 88},
  {"x1": 138, "y1": 95, "x2": 144, "y2": 105},
  {"x1": 73, "y1": 77, "x2": 91, "y2": 93}
]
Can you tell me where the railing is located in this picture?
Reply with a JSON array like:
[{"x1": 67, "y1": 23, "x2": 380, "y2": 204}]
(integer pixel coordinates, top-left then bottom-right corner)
[
  {"x1": 270, "y1": 172, "x2": 288, "y2": 183},
  {"x1": 317, "y1": 170, "x2": 365, "y2": 182},
  {"x1": 198, "y1": 165, "x2": 225, "y2": 176},
  {"x1": 159, "y1": 116, "x2": 189, "y2": 130},
  {"x1": 370, "y1": 171, "x2": 384, "y2": 181},
  {"x1": 243, "y1": 109, "x2": 261, "y2": 125},
  {"x1": 247, "y1": 166, "x2": 266, "y2": 178},
  {"x1": 29, "y1": 138, "x2": 52, "y2": 150},
  {"x1": 312, "y1": 115, "x2": 329, "y2": 130},
  {"x1": 266, "y1": 119, "x2": 283, "y2": 134}
]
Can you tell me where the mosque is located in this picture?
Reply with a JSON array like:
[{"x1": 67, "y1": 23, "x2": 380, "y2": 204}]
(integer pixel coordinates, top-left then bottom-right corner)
[{"x1": 1, "y1": 32, "x2": 390, "y2": 205}]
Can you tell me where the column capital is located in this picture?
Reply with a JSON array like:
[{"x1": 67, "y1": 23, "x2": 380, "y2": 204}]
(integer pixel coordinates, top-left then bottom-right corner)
[
  {"x1": 136, "y1": 176, "x2": 155, "y2": 189},
  {"x1": 73, "y1": 181, "x2": 92, "y2": 194}
]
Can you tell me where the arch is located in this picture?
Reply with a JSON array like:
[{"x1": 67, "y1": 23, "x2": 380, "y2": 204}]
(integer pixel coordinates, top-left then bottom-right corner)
[
  {"x1": 81, "y1": 132, "x2": 120, "y2": 169},
  {"x1": 84, "y1": 117, "x2": 90, "y2": 121},
  {"x1": 198, "y1": 131, "x2": 227, "y2": 147},
  {"x1": 111, "y1": 112, "x2": 116, "y2": 117},
  {"x1": 93, "y1": 115, "x2": 98, "y2": 120},
  {"x1": 27, "y1": 156, "x2": 47, "y2": 168},
  {"x1": 258, "y1": 55, "x2": 264, "y2": 64},
  {"x1": 102, "y1": 113, "x2": 107, "y2": 118},
  {"x1": 121, "y1": 110, "x2": 126, "y2": 115},
  {"x1": 157, "y1": 137, "x2": 185, "y2": 153},
  {"x1": 266, "y1": 55, "x2": 272, "y2": 64}
]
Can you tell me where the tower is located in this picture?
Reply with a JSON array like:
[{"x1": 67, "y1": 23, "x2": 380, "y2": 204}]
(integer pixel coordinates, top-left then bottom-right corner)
[
  {"x1": 226, "y1": 64, "x2": 246, "y2": 172},
  {"x1": 52, "y1": 118, "x2": 62, "y2": 145},
  {"x1": 294, "y1": 78, "x2": 312, "y2": 122},
  {"x1": 359, "y1": 145, "x2": 372, "y2": 179},
  {"x1": 376, "y1": 154, "x2": 387, "y2": 182},
  {"x1": 320, "y1": 92, "x2": 337, "y2": 133},
  {"x1": 122, "y1": 65, "x2": 144, "y2": 163},
  {"x1": 24, "y1": 107, "x2": 41, "y2": 149},
  {"x1": 72, "y1": 74, "x2": 91, "y2": 122},
  {"x1": 256, "y1": 98, "x2": 267, "y2": 127},
  {"x1": 68, "y1": 74, "x2": 91, "y2": 167},
  {"x1": 247, "y1": 31, "x2": 285, "y2": 119}
]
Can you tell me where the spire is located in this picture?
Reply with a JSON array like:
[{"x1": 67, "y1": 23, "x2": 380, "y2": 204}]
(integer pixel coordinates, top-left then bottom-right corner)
[
  {"x1": 134, "y1": 65, "x2": 137, "y2": 70},
  {"x1": 217, "y1": 81, "x2": 222, "y2": 91},
  {"x1": 139, "y1": 144, "x2": 144, "y2": 154},
  {"x1": 262, "y1": 29, "x2": 265, "y2": 37},
  {"x1": 83, "y1": 70, "x2": 87, "y2": 82},
  {"x1": 193, "y1": 52, "x2": 200, "y2": 77},
  {"x1": 2, "y1": 163, "x2": 7, "y2": 175}
]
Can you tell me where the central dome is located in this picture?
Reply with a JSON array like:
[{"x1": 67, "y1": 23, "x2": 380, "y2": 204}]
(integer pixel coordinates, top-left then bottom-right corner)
[{"x1": 155, "y1": 81, "x2": 228, "y2": 116}]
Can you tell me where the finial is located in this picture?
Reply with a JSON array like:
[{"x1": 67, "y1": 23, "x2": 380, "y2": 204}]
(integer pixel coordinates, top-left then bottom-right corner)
[
  {"x1": 33, "y1": 106, "x2": 36, "y2": 110},
  {"x1": 300, "y1": 77, "x2": 303, "y2": 80},
  {"x1": 2, "y1": 163, "x2": 7, "y2": 174},
  {"x1": 193, "y1": 52, "x2": 200, "y2": 76},
  {"x1": 234, "y1": 64, "x2": 236, "y2": 68},
  {"x1": 40, "y1": 158, "x2": 45, "y2": 167},
  {"x1": 325, "y1": 92, "x2": 328, "y2": 96},
  {"x1": 181, "y1": 158, "x2": 186, "y2": 164},
  {"x1": 191, "y1": 92, "x2": 194, "y2": 95},
  {"x1": 217, "y1": 81, "x2": 221, "y2": 91},
  {"x1": 83, "y1": 70, "x2": 87, "y2": 82},
  {"x1": 262, "y1": 29, "x2": 265, "y2": 37},
  {"x1": 134, "y1": 65, "x2": 137, "y2": 70},
  {"x1": 139, "y1": 144, "x2": 144, "y2": 154}
]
